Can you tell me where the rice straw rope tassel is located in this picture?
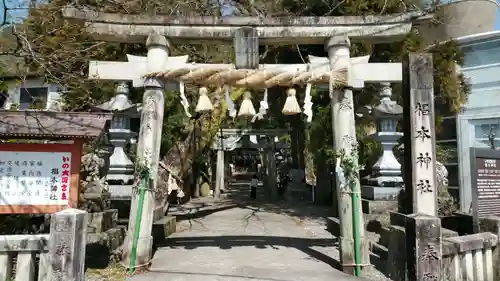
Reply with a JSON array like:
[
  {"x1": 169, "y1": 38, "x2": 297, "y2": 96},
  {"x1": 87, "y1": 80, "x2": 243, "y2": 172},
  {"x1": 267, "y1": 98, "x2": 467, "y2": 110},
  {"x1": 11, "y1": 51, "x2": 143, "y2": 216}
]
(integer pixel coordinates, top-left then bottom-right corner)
[
  {"x1": 195, "y1": 87, "x2": 214, "y2": 113},
  {"x1": 282, "y1": 88, "x2": 302, "y2": 115},
  {"x1": 238, "y1": 91, "x2": 256, "y2": 118}
]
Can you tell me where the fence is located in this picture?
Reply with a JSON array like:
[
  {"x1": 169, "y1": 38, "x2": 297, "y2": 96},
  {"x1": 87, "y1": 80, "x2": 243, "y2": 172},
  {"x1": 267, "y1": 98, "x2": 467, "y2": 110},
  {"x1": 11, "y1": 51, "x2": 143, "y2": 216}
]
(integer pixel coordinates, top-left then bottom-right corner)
[
  {"x1": 442, "y1": 232, "x2": 497, "y2": 281},
  {"x1": 0, "y1": 234, "x2": 50, "y2": 281},
  {"x1": 0, "y1": 209, "x2": 87, "y2": 281},
  {"x1": 387, "y1": 213, "x2": 500, "y2": 281}
]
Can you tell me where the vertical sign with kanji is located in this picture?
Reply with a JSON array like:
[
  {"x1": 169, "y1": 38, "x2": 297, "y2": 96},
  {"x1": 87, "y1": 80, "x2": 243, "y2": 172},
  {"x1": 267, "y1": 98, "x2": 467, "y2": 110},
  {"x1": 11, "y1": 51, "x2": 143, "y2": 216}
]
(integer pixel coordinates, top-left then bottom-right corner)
[
  {"x1": 403, "y1": 53, "x2": 438, "y2": 216},
  {"x1": 61, "y1": 155, "x2": 71, "y2": 201}
]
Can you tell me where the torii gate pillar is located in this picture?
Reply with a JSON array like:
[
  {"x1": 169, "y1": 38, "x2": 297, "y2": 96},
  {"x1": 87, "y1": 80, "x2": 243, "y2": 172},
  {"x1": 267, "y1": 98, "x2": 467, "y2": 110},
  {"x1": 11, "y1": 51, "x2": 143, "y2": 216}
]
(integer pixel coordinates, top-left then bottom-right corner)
[
  {"x1": 326, "y1": 35, "x2": 370, "y2": 275},
  {"x1": 121, "y1": 33, "x2": 170, "y2": 269}
]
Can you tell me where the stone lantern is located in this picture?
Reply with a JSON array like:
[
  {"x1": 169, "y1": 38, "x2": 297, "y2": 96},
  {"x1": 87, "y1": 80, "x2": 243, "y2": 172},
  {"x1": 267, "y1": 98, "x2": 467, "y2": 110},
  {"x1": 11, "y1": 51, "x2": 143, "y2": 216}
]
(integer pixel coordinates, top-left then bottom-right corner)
[
  {"x1": 91, "y1": 82, "x2": 140, "y2": 193},
  {"x1": 360, "y1": 82, "x2": 404, "y2": 201}
]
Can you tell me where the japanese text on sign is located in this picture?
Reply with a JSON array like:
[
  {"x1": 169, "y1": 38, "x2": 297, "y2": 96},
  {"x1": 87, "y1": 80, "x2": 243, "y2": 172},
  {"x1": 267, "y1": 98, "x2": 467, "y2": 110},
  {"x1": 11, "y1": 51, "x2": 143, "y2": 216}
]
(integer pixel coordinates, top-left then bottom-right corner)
[
  {"x1": 0, "y1": 152, "x2": 71, "y2": 206},
  {"x1": 474, "y1": 157, "x2": 500, "y2": 217},
  {"x1": 413, "y1": 101, "x2": 434, "y2": 195},
  {"x1": 410, "y1": 93, "x2": 437, "y2": 216}
]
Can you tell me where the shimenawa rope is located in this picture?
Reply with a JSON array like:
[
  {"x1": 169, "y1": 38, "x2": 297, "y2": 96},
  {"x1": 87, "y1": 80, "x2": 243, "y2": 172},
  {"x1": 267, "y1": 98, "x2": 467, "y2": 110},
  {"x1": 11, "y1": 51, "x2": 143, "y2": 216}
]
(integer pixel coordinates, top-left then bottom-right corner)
[{"x1": 146, "y1": 66, "x2": 348, "y2": 88}]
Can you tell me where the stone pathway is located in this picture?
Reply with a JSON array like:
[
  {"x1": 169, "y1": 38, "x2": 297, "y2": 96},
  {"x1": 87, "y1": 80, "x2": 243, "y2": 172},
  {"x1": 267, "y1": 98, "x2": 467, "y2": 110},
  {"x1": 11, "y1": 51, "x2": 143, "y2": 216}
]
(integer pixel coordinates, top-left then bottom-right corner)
[{"x1": 129, "y1": 182, "x2": 381, "y2": 281}]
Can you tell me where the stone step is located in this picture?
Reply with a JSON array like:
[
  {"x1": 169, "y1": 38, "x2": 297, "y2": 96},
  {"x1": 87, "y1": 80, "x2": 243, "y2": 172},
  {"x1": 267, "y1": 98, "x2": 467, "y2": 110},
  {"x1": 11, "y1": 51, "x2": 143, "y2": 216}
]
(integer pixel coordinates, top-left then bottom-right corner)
[
  {"x1": 113, "y1": 216, "x2": 177, "y2": 254},
  {"x1": 328, "y1": 216, "x2": 391, "y2": 273},
  {"x1": 362, "y1": 199, "x2": 398, "y2": 215},
  {"x1": 366, "y1": 226, "x2": 392, "y2": 248},
  {"x1": 325, "y1": 216, "x2": 340, "y2": 237},
  {"x1": 114, "y1": 204, "x2": 164, "y2": 226},
  {"x1": 168, "y1": 200, "x2": 239, "y2": 220},
  {"x1": 86, "y1": 225, "x2": 126, "y2": 268},
  {"x1": 326, "y1": 216, "x2": 386, "y2": 237},
  {"x1": 152, "y1": 215, "x2": 177, "y2": 248},
  {"x1": 371, "y1": 242, "x2": 388, "y2": 260},
  {"x1": 369, "y1": 242, "x2": 390, "y2": 276},
  {"x1": 117, "y1": 218, "x2": 129, "y2": 225}
]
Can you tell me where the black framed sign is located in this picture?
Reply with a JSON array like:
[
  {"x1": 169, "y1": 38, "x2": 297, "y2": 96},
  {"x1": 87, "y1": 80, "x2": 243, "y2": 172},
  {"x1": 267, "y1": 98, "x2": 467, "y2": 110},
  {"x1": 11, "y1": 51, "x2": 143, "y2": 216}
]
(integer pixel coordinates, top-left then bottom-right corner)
[{"x1": 469, "y1": 147, "x2": 500, "y2": 231}]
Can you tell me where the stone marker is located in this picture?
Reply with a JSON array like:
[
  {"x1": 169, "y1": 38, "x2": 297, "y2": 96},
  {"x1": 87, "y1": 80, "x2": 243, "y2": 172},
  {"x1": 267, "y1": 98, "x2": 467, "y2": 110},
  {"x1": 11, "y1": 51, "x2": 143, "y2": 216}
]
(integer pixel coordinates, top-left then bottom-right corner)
[
  {"x1": 48, "y1": 208, "x2": 88, "y2": 281},
  {"x1": 402, "y1": 53, "x2": 438, "y2": 216}
]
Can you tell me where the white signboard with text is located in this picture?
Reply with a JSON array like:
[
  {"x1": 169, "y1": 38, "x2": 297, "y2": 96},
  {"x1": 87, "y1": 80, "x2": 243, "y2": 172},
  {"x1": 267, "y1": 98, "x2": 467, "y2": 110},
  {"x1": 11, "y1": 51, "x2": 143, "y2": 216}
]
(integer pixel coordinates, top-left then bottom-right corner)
[{"x1": 0, "y1": 151, "x2": 72, "y2": 206}]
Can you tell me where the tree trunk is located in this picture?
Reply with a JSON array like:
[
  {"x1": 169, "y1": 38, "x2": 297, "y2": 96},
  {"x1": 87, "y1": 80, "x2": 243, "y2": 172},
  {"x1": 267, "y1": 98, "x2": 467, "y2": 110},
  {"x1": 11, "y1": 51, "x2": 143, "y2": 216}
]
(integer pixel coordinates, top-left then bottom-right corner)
[
  {"x1": 158, "y1": 88, "x2": 245, "y2": 203},
  {"x1": 161, "y1": 131, "x2": 195, "y2": 199}
]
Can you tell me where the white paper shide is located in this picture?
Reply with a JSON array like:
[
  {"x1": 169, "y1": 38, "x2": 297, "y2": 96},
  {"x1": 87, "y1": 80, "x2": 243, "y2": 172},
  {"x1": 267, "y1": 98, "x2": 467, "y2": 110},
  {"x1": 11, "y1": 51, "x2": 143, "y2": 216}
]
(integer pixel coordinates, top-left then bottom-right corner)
[{"x1": 0, "y1": 151, "x2": 71, "y2": 206}]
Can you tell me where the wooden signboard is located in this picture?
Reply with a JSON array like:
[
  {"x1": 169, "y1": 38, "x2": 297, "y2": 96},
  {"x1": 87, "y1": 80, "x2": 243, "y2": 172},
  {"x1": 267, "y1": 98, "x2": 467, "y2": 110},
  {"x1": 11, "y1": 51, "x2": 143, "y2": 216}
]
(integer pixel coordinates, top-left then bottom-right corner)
[
  {"x1": 0, "y1": 141, "x2": 82, "y2": 214},
  {"x1": 470, "y1": 147, "x2": 500, "y2": 230}
]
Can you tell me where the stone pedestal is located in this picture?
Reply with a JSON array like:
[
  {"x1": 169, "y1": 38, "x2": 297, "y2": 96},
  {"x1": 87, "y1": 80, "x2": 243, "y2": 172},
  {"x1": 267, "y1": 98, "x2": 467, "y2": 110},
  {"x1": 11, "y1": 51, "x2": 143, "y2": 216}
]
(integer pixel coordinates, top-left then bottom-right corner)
[
  {"x1": 361, "y1": 185, "x2": 402, "y2": 201},
  {"x1": 405, "y1": 214, "x2": 442, "y2": 281}
]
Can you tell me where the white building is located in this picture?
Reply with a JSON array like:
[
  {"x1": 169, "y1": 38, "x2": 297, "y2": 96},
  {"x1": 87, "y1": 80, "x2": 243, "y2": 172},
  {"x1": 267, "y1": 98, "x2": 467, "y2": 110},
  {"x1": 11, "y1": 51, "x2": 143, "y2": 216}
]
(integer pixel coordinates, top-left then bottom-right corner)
[
  {"x1": 0, "y1": 26, "x2": 62, "y2": 110},
  {"x1": 1, "y1": 78, "x2": 62, "y2": 110},
  {"x1": 453, "y1": 31, "x2": 500, "y2": 213}
]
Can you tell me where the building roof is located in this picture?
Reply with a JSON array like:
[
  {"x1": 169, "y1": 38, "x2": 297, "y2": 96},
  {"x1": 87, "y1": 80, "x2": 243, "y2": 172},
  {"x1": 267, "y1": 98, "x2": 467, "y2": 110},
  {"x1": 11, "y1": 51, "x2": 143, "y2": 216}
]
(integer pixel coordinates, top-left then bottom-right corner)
[
  {"x1": 454, "y1": 30, "x2": 500, "y2": 46},
  {"x1": 90, "y1": 88, "x2": 141, "y2": 116},
  {"x1": 423, "y1": 30, "x2": 500, "y2": 51},
  {"x1": 0, "y1": 110, "x2": 112, "y2": 139}
]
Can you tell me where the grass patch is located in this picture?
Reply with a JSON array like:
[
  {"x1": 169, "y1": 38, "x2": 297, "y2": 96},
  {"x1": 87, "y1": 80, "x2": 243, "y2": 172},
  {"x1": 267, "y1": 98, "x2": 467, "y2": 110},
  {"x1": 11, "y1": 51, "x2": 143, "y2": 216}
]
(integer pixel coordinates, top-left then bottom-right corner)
[{"x1": 86, "y1": 262, "x2": 125, "y2": 281}]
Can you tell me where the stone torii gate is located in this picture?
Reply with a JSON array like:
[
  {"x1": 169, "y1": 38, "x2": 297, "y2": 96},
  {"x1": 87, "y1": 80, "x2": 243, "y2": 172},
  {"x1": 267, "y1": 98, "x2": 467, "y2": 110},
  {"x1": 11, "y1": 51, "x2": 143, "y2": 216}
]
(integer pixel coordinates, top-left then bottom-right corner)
[
  {"x1": 88, "y1": 54, "x2": 399, "y2": 195},
  {"x1": 212, "y1": 128, "x2": 291, "y2": 200},
  {"x1": 62, "y1": 7, "x2": 424, "y2": 276}
]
